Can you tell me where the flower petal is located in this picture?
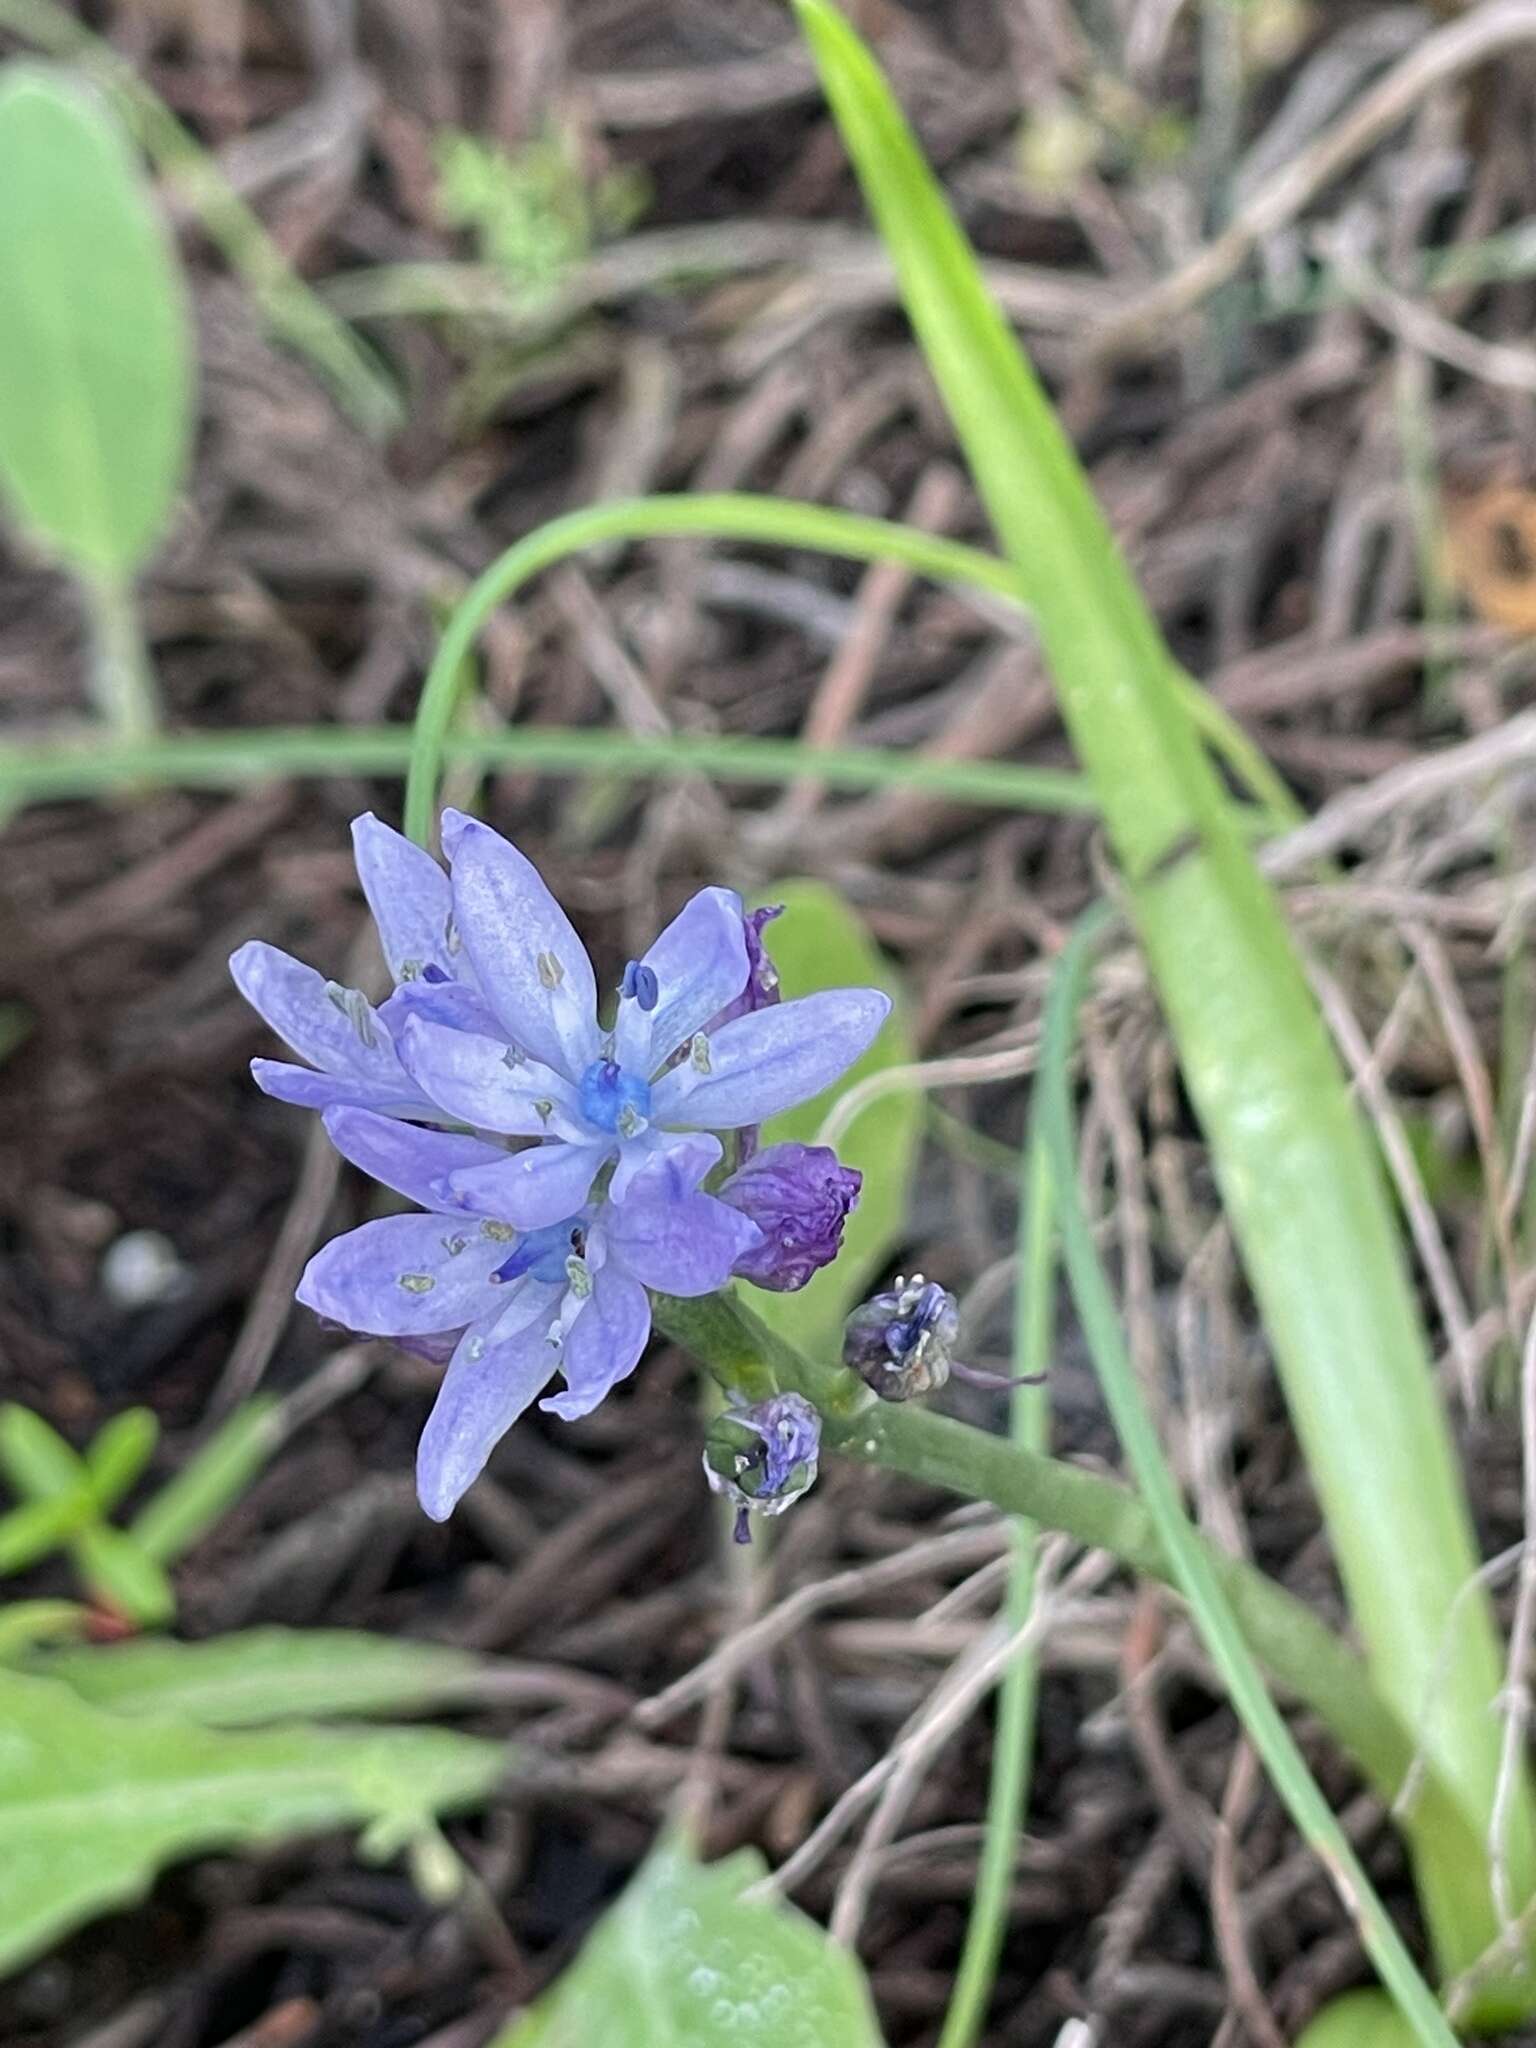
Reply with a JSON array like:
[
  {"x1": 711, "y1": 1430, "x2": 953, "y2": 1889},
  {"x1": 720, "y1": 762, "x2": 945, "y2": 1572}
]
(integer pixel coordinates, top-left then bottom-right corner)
[
  {"x1": 604, "y1": 1172, "x2": 763, "y2": 1296},
  {"x1": 350, "y1": 813, "x2": 457, "y2": 985},
  {"x1": 322, "y1": 1106, "x2": 505, "y2": 1211},
  {"x1": 416, "y1": 1315, "x2": 560, "y2": 1520},
  {"x1": 231, "y1": 941, "x2": 401, "y2": 1080},
  {"x1": 296, "y1": 1213, "x2": 505, "y2": 1334},
  {"x1": 609, "y1": 1129, "x2": 722, "y2": 1204},
  {"x1": 613, "y1": 887, "x2": 748, "y2": 1072},
  {"x1": 440, "y1": 1139, "x2": 610, "y2": 1228},
  {"x1": 379, "y1": 979, "x2": 504, "y2": 1041},
  {"x1": 251, "y1": 1060, "x2": 429, "y2": 1117},
  {"x1": 651, "y1": 988, "x2": 890, "y2": 1130},
  {"x1": 540, "y1": 1269, "x2": 651, "y2": 1421},
  {"x1": 442, "y1": 811, "x2": 599, "y2": 1077},
  {"x1": 397, "y1": 1017, "x2": 581, "y2": 1137}
]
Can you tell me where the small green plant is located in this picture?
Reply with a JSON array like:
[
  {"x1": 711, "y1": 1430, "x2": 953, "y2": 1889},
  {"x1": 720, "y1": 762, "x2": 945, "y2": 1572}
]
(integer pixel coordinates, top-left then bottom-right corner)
[
  {"x1": 434, "y1": 122, "x2": 647, "y2": 309},
  {"x1": 0, "y1": 63, "x2": 193, "y2": 739},
  {"x1": 0, "y1": 1395, "x2": 512, "y2": 1974},
  {"x1": 0, "y1": 1399, "x2": 278, "y2": 1631}
]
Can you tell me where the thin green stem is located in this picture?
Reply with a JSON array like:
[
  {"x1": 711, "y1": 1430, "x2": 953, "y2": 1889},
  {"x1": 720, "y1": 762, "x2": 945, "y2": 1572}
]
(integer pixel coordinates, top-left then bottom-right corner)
[
  {"x1": 0, "y1": 722, "x2": 1093, "y2": 816},
  {"x1": 81, "y1": 574, "x2": 159, "y2": 741},
  {"x1": 1037, "y1": 915, "x2": 1456, "y2": 2046},
  {"x1": 936, "y1": 1126, "x2": 1053, "y2": 2048},
  {"x1": 651, "y1": 1289, "x2": 1482, "y2": 1862},
  {"x1": 401, "y1": 492, "x2": 1295, "y2": 847}
]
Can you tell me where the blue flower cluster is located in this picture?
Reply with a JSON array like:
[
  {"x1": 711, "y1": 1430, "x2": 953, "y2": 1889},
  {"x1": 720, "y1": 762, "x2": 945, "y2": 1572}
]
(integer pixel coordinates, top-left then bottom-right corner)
[{"x1": 232, "y1": 812, "x2": 884, "y2": 1520}]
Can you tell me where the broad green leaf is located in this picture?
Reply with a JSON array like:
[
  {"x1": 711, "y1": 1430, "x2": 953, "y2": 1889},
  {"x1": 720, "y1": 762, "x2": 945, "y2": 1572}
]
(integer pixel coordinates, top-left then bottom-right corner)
[
  {"x1": 130, "y1": 1398, "x2": 281, "y2": 1564},
  {"x1": 0, "y1": 64, "x2": 193, "y2": 577},
  {"x1": 750, "y1": 882, "x2": 919, "y2": 1359},
  {"x1": 0, "y1": 1669, "x2": 505, "y2": 1976},
  {"x1": 496, "y1": 1835, "x2": 883, "y2": 2048},
  {"x1": 33, "y1": 1628, "x2": 494, "y2": 1727}
]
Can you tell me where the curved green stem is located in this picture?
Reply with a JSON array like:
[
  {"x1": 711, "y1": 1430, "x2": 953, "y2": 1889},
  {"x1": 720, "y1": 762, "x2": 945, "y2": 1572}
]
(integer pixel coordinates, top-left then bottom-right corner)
[
  {"x1": 652, "y1": 1288, "x2": 1480, "y2": 1872},
  {"x1": 402, "y1": 492, "x2": 1296, "y2": 848},
  {"x1": 1035, "y1": 914, "x2": 1458, "y2": 2045}
]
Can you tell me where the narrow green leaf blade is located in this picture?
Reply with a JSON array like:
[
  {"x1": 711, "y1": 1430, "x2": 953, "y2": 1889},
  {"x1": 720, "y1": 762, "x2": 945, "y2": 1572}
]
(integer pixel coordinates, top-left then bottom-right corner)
[
  {"x1": 0, "y1": 64, "x2": 193, "y2": 576},
  {"x1": 72, "y1": 1524, "x2": 176, "y2": 1628},
  {"x1": 792, "y1": 0, "x2": 1536, "y2": 1992},
  {"x1": 0, "y1": 1669, "x2": 505, "y2": 1976},
  {"x1": 497, "y1": 1836, "x2": 883, "y2": 2047},
  {"x1": 130, "y1": 1398, "x2": 281, "y2": 1564},
  {"x1": 0, "y1": 1405, "x2": 88, "y2": 1500},
  {"x1": 85, "y1": 1408, "x2": 159, "y2": 1510},
  {"x1": 0, "y1": 1496, "x2": 91, "y2": 1576},
  {"x1": 750, "y1": 882, "x2": 919, "y2": 1358},
  {"x1": 32, "y1": 1628, "x2": 494, "y2": 1727}
]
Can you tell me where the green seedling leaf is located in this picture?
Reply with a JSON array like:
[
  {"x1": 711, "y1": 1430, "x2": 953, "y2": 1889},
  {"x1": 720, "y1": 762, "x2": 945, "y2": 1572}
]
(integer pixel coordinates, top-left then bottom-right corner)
[
  {"x1": 1295, "y1": 1991, "x2": 1418, "y2": 2048},
  {"x1": 751, "y1": 882, "x2": 919, "y2": 1359},
  {"x1": 0, "y1": 63, "x2": 192, "y2": 577},
  {"x1": 0, "y1": 1405, "x2": 86, "y2": 1499},
  {"x1": 73, "y1": 1524, "x2": 175, "y2": 1628},
  {"x1": 130, "y1": 1398, "x2": 281, "y2": 1564},
  {"x1": 33, "y1": 1628, "x2": 495, "y2": 1727},
  {"x1": 0, "y1": 1495, "x2": 93, "y2": 1576},
  {"x1": 496, "y1": 1834, "x2": 883, "y2": 2047},
  {"x1": 0, "y1": 1603, "x2": 87, "y2": 1661},
  {"x1": 0, "y1": 1668, "x2": 505, "y2": 1976},
  {"x1": 85, "y1": 1408, "x2": 159, "y2": 1509}
]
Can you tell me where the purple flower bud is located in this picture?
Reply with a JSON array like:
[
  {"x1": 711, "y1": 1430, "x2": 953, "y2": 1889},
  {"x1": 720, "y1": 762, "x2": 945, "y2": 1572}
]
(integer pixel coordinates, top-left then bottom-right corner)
[
  {"x1": 843, "y1": 1274, "x2": 961, "y2": 1400},
  {"x1": 720, "y1": 1142, "x2": 861, "y2": 1292},
  {"x1": 703, "y1": 1392, "x2": 821, "y2": 1542}
]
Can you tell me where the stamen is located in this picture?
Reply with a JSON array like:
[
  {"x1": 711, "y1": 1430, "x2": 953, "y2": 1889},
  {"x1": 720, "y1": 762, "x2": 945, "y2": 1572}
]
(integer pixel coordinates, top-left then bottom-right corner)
[
  {"x1": 325, "y1": 982, "x2": 377, "y2": 1049},
  {"x1": 620, "y1": 960, "x2": 660, "y2": 1012},
  {"x1": 537, "y1": 950, "x2": 565, "y2": 990},
  {"x1": 689, "y1": 1032, "x2": 712, "y2": 1074},
  {"x1": 565, "y1": 1254, "x2": 593, "y2": 1298},
  {"x1": 398, "y1": 1272, "x2": 435, "y2": 1294}
]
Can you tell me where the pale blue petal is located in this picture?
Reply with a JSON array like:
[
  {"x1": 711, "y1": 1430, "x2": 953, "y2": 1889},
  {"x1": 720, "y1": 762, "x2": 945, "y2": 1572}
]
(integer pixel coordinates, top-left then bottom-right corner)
[
  {"x1": 609, "y1": 1129, "x2": 721, "y2": 1204},
  {"x1": 651, "y1": 988, "x2": 890, "y2": 1130},
  {"x1": 442, "y1": 811, "x2": 600, "y2": 1078},
  {"x1": 350, "y1": 813, "x2": 457, "y2": 984},
  {"x1": 604, "y1": 1173, "x2": 763, "y2": 1296},
  {"x1": 251, "y1": 1060, "x2": 429, "y2": 1117},
  {"x1": 440, "y1": 1139, "x2": 610, "y2": 1228},
  {"x1": 379, "y1": 980, "x2": 504, "y2": 1041},
  {"x1": 613, "y1": 887, "x2": 748, "y2": 1072},
  {"x1": 231, "y1": 940, "x2": 402, "y2": 1080},
  {"x1": 322, "y1": 1106, "x2": 505, "y2": 1211},
  {"x1": 416, "y1": 1314, "x2": 562, "y2": 1520},
  {"x1": 540, "y1": 1270, "x2": 651, "y2": 1421},
  {"x1": 398, "y1": 1017, "x2": 581, "y2": 1137},
  {"x1": 296, "y1": 1214, "x2": 506, "y2": 1334}
]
